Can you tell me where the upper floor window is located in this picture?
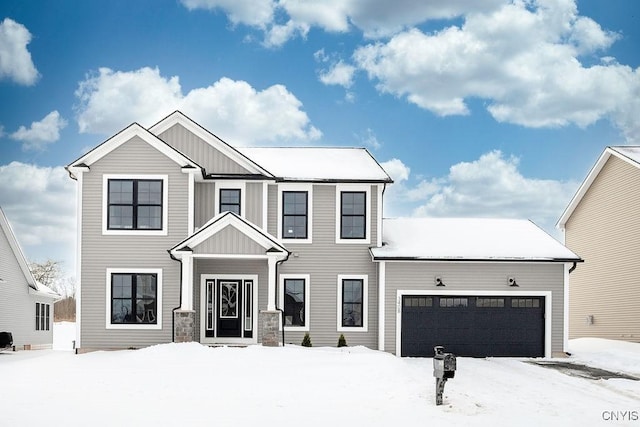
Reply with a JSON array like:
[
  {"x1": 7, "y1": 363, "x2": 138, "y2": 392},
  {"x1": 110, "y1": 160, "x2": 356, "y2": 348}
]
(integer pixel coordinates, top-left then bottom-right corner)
[
  {"x1": 220, "y1": 188, "x2": 241, "y2": 215},
  {"x1": 107, "y1": 179, "x2": 162, "y2": 230},
  {"x1": 282, "y1": 191, "x2": 307, "y2": 239},
  {"x1": 340, "y1": 191, "x2": 366, "y2": 239},
  {"x1": 103, "y1": 175, "x2": 168, "y2": 236}
]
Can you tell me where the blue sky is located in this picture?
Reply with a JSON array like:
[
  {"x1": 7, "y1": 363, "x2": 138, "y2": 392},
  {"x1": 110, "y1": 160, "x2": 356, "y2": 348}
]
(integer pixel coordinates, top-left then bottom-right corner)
[{"x1": 1, "y1": 0, "x2": 639, "y2": 278}]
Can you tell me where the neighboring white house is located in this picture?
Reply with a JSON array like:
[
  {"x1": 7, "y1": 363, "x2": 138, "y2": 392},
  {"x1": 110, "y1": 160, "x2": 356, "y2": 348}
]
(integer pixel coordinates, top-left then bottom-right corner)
[
  {"x1": 0, "y1": 207, "x2": 59, "y2": 350},
  {"x1": 66, "y1": 111, "x2": 581, "y2": 357}
]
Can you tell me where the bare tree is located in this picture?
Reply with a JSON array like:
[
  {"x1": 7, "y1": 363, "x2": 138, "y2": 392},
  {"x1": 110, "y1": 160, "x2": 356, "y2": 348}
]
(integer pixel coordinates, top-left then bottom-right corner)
[
  {"x1": 29, "y1": 260, "x2": 61, "y2": 289},
  {"x1": 30, "y1": 260, "x2": 77, "y2": 321}
]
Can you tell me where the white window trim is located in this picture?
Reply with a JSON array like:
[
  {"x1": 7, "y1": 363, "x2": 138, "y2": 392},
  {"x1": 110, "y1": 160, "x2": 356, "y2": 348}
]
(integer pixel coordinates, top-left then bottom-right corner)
[
  {"x1": 279, "y1": 274, "x2": 311, "y2": 332},
  {"x1": 214, "y1": 181, "x2": 246, "y2": 217},
  {"x1": 335, "y1": 184, "x2": 371, "y2": 244},
  {"x1": 277, "y1": 183, "x2": 313, "y2": 243},
  {"x1": 337, "y1": 274, "x2": 368, "y2": 332},
  {"x1": 105, "y1": 268, "x2": 163, "y2": 330},
  {"x1": 102, "y1": 174, "x2": 169, "y2": 236}
]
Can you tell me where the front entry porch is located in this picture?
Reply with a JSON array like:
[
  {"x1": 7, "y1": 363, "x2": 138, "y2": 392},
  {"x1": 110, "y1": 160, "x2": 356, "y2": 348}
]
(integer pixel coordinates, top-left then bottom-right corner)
[{"x1": 168, "y1": 212, "x2": 289, "y2": 346}]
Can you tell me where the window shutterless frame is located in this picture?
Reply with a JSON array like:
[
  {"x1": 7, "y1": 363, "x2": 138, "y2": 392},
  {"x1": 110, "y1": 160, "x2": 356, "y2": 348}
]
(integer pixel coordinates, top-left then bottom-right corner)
[
  {"x1": 219, "y1": 188, "x2": 241, "y2": 215},
  {"x1": 107, "y1": 179, "x2": 163, "y2": 230},
  {"x1": 340, "y1": 191, "x2": 366, "y2": 239},
  {"x1": 282, "y1": 191, "x2": 308, "y2": 239}
]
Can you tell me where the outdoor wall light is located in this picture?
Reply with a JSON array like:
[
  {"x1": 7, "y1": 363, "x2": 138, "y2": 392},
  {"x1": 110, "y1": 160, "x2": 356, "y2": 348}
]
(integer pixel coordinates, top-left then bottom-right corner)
[
  {"x1": 508, "y1": 277, "x2": 518, "y2": 287},
  {"x1": 435, "y1": 276, "x2": 445, "y2": 287}
]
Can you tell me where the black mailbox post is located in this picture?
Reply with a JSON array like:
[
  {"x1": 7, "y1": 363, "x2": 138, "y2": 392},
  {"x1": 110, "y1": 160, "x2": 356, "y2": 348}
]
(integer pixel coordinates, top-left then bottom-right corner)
[{"x1": 433, "y1": 346, "x2": 456, "y2": 405}]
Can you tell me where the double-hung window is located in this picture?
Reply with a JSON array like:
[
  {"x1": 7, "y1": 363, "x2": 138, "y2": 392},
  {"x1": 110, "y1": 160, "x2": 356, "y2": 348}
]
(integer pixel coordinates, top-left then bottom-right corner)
[
  {"x1": 340, "y1": 191, "x2": 366, "y2": 239},
  {"x1": 107, "y1": 179, "x2": 163, "y2": 230},
  {"x1": 337, "y1": 275, "x2": 368, "y2": 331},
  {"x1": 106, "y1": 268, "x2": 163, "y2": 329},
  {"x1": 280, "y1": 274, "x2": 310, "y2": 331},
  {"x1": 35, "y1": 302, "x2": 50, "y2": 331},
  {"x1": 219, "y1": 188, "x2": 241, "y2": 215},
  {"x1": 282, "y1": 191, "x2": 307, "y2": 239}
]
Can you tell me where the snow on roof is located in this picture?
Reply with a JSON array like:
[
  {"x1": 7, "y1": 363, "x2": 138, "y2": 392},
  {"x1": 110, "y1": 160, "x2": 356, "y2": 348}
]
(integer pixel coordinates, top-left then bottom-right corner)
[
  {"x1": 372, "y1": 218, "x2": 581, "y2": 261},
  {"x1": 238, "y1": 147, "x2": 392, "y2": 182},
  {"x1": 609, "y1": 146, "x2": 640, "y2": 165}
]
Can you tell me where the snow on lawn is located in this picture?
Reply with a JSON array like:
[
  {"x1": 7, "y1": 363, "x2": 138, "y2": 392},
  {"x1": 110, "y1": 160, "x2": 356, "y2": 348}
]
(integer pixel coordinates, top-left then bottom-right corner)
[{"x1": 1, "y1": 324, "x2": 639, "y2": 426}]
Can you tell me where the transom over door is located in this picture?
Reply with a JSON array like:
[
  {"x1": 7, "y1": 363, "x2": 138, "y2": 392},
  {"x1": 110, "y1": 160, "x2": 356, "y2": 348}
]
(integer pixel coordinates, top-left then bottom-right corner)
[{"x1": 401, "y1": 295, "x2": 545, "y2": 357}]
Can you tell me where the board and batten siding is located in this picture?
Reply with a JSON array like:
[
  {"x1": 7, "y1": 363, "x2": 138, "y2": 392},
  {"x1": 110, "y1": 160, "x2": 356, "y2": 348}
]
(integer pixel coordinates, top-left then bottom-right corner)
[
  {"x1": 383, "y1": 262, "x2": 566, "y2": 355},
  {"x1": 565, "y1": 155, "x2": 640, "y2": 342},
  {"x1": 157, "y1": 123, "x2": 251, "y2": 174},
  {"x1": 80, "y1": 136, "x2": 187, "y2": 349},
  {"x1": 194, "y1": 182, "x2": 263, "y2": 230},
  {"x1": 193, "y1": 226, "x2": 266, "y2": 255},
  {"x1": 193, "y1": 259, "x2": 268, "y2": 341},
  {"x1": 267, "y1": 184, "x2": 379, "y2": 348},
  {"x1": 0, "y1": 226, "x2": 54, "y2": 349}
]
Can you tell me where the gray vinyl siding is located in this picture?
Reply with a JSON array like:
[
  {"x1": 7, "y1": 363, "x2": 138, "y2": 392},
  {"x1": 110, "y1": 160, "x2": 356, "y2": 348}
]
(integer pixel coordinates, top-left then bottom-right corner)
[
  {"x1": 79, "y1": 136, "x2": 187, "y2": 349},
  {"x1": 565, "y1": 155, "x2": 640, "y2": 342},
  {"x1": 193, "y1": 226, "x2": 265, "y2": 255},
  {"x1": 383, "y1": 262, "x2": 566, "y2": 355},
  {"x1": 0, "y1": 226, "x2": 55, "y2": 349},
  {"x1": 194, "y1": 182, "x2": 263, "y2": 230},
  {"x1": 246, "y1": 182, "x2": 263, "y2": 228},
  {"x1": 268, "y1": 184, "x2": 379, "y2": 348},
  {"x1": 193, "y1": 259, "x2": 268, "y2": 341},
  {"x1": 194, "y1": 183, "x2": 215, "y2": 229},
  {"x1": 157, "y1": 123, "x2": 250, "y2": 174}
]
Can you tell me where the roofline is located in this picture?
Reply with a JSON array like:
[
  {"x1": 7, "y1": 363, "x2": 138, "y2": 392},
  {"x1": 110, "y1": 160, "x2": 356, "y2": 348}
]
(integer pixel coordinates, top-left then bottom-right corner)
[
  {"x1": 148, "y1": 111, "x2": 275, "y2": 178},
  {"x1": 556, "y1": 146, "x2": 640, "y2": 228},
  {"x1": 0, "y1": 207, "x2": 39, "y2": 289},
  {"x1": 66, "y1": 122, "x2": 203, "y2": 178},
  {"x1": 370, "y1": 254, "x2": 583, "y2": 263}
]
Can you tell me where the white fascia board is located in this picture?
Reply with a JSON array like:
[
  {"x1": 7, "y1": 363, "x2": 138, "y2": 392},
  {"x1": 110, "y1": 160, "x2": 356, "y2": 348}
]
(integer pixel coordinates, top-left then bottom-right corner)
[
  {"x1": 170, "y1": 213, "x2": 287, "y2": 257},
  {"x1": 557, "y1": 147, "x2": 620, "y2": 228},
  {"x1": 0, "y1": 207, "x2": 38, "y2": 288},
  {"x1": 149, "y1": 112, "x2": 273, "y2": 177},
  {"x1": 69, "y1": 123, "x2": 200, "y2": 170}
]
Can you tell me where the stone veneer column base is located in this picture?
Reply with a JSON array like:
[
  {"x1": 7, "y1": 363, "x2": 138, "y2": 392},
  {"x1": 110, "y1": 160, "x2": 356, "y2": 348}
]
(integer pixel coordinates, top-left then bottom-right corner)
[
  {"x1": 174, "y1": 310, "x2": 196, "y2": 343},
  {"x1": 261, "y1": 310, "x2": 280, "y2": 347}
]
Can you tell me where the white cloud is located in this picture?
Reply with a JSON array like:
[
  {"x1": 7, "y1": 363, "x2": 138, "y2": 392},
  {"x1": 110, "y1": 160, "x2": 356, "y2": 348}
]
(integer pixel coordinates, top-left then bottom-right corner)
[
  {"x1": 74, "y1": 67, "x2": 321, "y2": 145},
  {"x1": 181, "y1": 0, "x2": 503, "y2": 46},
  {"x1": 10, "y1": 111, "x2": 68, "y2": 151},
  {"x1": 381, "y1": 158, "x2": 409, "y2": 183},
  {"x1": 319, "y1": 61, "x2": 356, "y2": 88},
  {"x1": 353, "y1": 1, "x2": 640, "y2": 141},
  {"x1": 0, "y1": 162, "x2": 76, "y2": 275},
  {"x1": 0, "y1": 18, "x2": 39, "y2": 85},
  {"x1": 180, "y1": 0, "x2": 275, "y2": 27},
  {"x1": 400, "y1": 151, "x2": 578, "y2": 236},
  {"x1": 356, "y1": 128, "x2": 382, "y2": 150}
]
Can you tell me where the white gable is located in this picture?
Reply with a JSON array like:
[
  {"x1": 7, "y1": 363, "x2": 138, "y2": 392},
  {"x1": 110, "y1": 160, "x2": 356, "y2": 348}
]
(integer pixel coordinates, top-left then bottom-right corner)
[{"x1": 557, "y1": 146, "x2": 640, "y2": 228}]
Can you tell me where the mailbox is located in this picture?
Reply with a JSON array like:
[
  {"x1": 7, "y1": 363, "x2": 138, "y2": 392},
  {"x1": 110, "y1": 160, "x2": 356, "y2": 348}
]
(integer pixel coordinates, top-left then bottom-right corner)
[
  {"x1": 433, "y1": 346, "x2": 456, "y2": 379},
  {"x1": 433, "y1": 346, "x2": 456, "y2": 405}
]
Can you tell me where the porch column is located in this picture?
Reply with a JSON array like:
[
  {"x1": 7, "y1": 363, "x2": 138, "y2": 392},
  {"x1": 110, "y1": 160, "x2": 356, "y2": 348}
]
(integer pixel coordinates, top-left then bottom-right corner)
[
  {"x1": 266, "y1": 254, "x2": 278, "y2": 311},
  {"x1": 180, "y1": 254, "x2": 193, "y2": 310}
]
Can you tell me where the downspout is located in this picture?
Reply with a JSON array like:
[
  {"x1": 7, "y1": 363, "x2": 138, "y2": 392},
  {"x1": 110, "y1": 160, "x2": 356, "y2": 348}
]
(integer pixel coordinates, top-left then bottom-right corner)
[
  {"x1": 274, "y1": 257, "x2": 288, "y2": 346},
  {"x1": 569, "y1": 261, "x2": 578, "y2": 274},
  {"x1": 168, "y1": 251, "x2": 184, "y2": 343}
]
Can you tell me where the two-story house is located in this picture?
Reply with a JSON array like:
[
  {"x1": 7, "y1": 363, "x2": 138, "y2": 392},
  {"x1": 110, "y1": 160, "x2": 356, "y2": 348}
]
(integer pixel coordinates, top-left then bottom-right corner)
[{"x1": 67, "y1": 111, "x2": 580, "y2": 357}]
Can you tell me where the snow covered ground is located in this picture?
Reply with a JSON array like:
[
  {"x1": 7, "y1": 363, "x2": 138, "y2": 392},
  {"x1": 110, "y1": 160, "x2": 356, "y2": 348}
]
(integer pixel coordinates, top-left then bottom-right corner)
[{"x1": 1, "y1": 322, "x2": 639, "y2": 426}]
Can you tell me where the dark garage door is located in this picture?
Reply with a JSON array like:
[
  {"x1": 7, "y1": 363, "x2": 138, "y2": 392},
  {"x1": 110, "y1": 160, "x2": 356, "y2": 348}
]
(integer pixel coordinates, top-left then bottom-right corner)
[{"x1": 401, "y1": 295, "x2": 545, "y2": 357}]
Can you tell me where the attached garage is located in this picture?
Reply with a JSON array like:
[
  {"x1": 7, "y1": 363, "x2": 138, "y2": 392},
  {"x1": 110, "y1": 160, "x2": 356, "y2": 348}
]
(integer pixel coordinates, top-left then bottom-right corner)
[
  {"x1": 371, "y1": 218, "x2": 582, "y2": 358},
  {"x1": 400, "y1": 294, "x2": 546, "y2": 357}
]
